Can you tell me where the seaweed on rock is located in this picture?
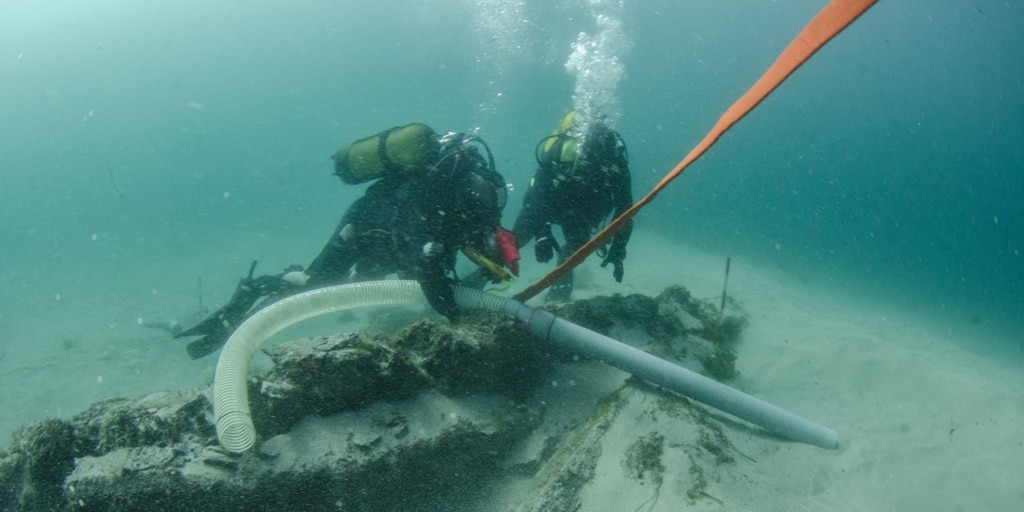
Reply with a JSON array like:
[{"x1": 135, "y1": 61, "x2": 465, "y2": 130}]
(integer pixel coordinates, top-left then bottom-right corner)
[
  {"x1": 550, "y1": 285, "x2": 748, "y2": 381},
  {"x1": 0, "y1": 285, "x2": 750, "y2": 512}
]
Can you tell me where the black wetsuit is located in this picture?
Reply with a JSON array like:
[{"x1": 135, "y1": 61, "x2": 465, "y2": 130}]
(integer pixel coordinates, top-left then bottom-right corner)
[
  {"x1": 306, "y1": 165, "x2": 500, "y2": 319},
  {"x1": 177, "y1": 140, "x2": 505, "y2": 359},
  {"x1": 513, "y1": 125, "x2": 633, "y2": 298}
]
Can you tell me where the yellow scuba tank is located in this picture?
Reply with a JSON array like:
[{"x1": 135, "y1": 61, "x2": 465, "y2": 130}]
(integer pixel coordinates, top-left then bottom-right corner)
[
  {"x1": 537, "y1": 111, "x2": 582, "y2": 172},
  {"x1": 332, "y1": 123, "x2": 441, "y2": 184}
]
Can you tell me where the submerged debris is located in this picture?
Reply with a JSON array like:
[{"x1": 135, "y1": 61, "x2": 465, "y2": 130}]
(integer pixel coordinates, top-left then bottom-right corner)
[
  {"x1": 551, "y1": 285, "x2": 748, "y2": 380},
  {"x1": 0, "y1": 286, "x2": 749, "y2": 512}
]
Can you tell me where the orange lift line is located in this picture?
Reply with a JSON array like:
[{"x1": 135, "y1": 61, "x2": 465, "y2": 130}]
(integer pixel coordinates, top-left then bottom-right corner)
[{"x1": 514, "y1": 0, "x2": 879, "y2": 302}]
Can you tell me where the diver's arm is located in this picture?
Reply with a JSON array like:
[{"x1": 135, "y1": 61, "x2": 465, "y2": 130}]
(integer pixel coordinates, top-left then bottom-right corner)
[
  {"x1": 305, "y1": 197, "x2": 368, "y2": 286},
  {"x1": 420, "y1": 275, "x2": 458, "y2": 320},
  {"x1": 517, "y1": 168, "x2": 562, "y2": 262},
  {"x1": 601, "y1": 150, "x2": 633, "y2": 282},
  {"x1": 416, "y1": 240, "x2": 459, "y2": 320},
  {"x1": 610, "y1": 161, "x2": 634, "y2": 247},
  {"x1": 305, "y1": 222, "x2": 355, "y2": 287},
  {"x1": 512, "y1": 179, "x2": 542, "y2": 247},
  {"x1": 610, "y1": 149, "x2": 634, "y2": 252}
]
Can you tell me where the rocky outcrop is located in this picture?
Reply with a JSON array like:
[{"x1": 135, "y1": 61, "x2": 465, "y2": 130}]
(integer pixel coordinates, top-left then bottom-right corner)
[{"x1": 0, "y1": 287, "x2": 747, "y2": 512}]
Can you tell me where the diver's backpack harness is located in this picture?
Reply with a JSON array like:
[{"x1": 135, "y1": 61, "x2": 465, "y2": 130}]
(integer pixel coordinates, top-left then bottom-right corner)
[{"x1": 534, "y1": 128, "x2": 628, "y2": 191}]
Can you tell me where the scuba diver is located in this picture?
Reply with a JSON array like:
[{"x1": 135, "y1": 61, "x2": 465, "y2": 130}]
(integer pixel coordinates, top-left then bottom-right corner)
[
  {"x1": 513, "y1": 111, "x2": 634, "y2": 301},
  {"x1": 176, "y1": 124, "x2": 519, "y2": 359}
]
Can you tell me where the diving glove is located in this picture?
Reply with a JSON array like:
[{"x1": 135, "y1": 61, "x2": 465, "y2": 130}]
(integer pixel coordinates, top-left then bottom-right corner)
[
  {"x1": 600, "y1": 246, "x2": 626, "y2": 283},
  {"x1": 534, "y1": 225, "x2": 560, "y2": 263}
]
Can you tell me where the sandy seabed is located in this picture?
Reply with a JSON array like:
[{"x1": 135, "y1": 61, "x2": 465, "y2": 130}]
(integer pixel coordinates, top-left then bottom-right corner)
[{"x1": 1, "y1": 228, "x2": 1022, "y2": 511}]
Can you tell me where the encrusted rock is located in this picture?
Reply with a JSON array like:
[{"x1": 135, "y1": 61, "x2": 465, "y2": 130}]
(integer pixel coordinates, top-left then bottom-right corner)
[
  {"x1": 550, "y1": 285, "x2": 748, "y2": 380},
  {"x1": 0, "y1": 287, "x2": 747, "y2": 512}
]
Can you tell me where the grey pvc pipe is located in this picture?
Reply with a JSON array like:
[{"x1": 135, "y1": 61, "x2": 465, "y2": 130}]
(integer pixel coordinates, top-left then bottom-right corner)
[
  {"x1": 212, "y1": 280, "x2": 838, "y2": 453},
  {"x1": 498, "y1": 298, "x2": 839, "y2": 449}
]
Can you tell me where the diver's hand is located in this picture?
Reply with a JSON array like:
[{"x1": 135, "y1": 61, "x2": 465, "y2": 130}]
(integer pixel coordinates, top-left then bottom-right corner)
[
  {"x1": 535, "y1": 235, "x2": 562, "y2": 263},
  {"x1": 535, "y1": 236, "x2": 553, "y2": 263},
  {"x1": 534, "y1": 225, "x2": 560, "y2": 263},
  {"x1": 602, "y1": 243, "x2": 626, "y2": 283},
  {"x1": 601, "y1": 255, "x2": 625, "y2": 282}
]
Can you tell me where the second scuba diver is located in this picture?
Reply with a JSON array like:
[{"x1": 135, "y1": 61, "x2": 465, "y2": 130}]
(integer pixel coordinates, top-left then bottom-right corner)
[{"x1": 512, "y1": 111, "x2": 634, "y2": 301}]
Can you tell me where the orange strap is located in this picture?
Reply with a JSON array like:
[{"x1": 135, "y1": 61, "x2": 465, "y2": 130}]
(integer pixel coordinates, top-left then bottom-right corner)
[{"x1": 513, "y1": 0, "x2": 878, "y2": 302}]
